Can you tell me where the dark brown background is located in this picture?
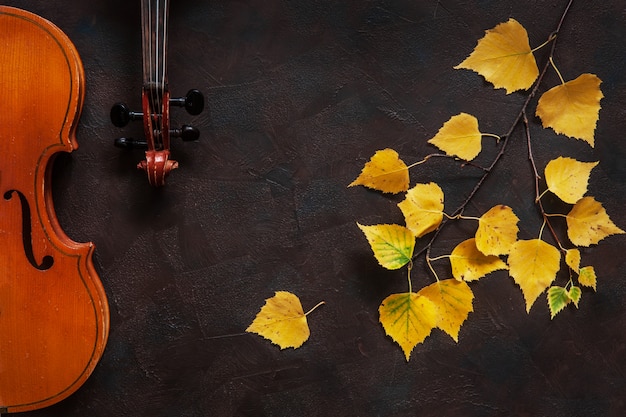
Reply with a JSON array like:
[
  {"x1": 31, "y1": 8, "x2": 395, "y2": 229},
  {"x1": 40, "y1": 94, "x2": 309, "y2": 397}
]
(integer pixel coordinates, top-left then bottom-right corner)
[{"x1": 3, "y1": 0, "x2": 626, "y2": 416}]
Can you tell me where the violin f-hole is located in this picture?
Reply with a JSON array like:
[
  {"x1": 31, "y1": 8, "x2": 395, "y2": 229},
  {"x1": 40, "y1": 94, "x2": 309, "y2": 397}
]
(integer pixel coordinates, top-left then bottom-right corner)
[{"x1": 4, "y1": 189, "x2": 54, "y2": 271}]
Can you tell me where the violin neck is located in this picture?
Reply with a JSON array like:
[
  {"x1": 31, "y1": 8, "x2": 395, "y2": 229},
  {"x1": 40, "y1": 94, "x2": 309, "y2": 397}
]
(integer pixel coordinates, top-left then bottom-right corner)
[{"x1": 141, "y1": 0, "x2": 169, "y2": 91}]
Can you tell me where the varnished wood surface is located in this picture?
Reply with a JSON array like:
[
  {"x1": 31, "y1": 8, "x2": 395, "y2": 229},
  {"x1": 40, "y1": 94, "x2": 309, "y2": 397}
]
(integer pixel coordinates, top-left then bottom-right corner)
[
  {"x1": 3, "y1": 0, "x2": 625, "y2": 416},
  {"x1": 0, "y1": 6, "x2": 109, "y2": 413}
]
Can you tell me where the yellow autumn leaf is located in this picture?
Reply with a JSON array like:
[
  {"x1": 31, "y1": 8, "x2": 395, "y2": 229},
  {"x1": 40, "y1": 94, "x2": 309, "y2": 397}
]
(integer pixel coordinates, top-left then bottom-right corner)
[
  {"x1": 565, "y1": 248, "x2": 581, "y2": 273},
  {"x1": 566, "y1": 197, "x2": 625, "y2": 246},
  {"x1": 578, "y1": 266, "x2": 597, "y2": 291},
  {"x1": 358, "y1": 223, "x2": 415, "y2": 270},
  {"x1": 349, "y1": 148, "x2": 409, "y2": 194},
  {"x1": 475, "y1": 205, "x2": 520, "y2": 256},
  {"x1": 246, "y1": 291, "x2": 323, "y2": 349},
  {"x1": 427, "y1": 113, "x2": 483, "y2": 161},
  {"x1": 379, "y1": 292, "x2": 438, "y2": 361},
  {"x1": 508, "y1": 239, "x2": 561, "y2": 312},
  {"x1": 419, "y1": 279, "x2": 474, "y2": 342},
  {"x1": 544, "y1": 157, "x2": 598, "y2": 204},
  {"x1": 535, "y1": 73, "x2": 603, "y2": 146},
  {"x1": 449, "y1": 238, "x2": 508, "y2": 281},
  {"x1": 398, "y1": 182, "x2": 444, "y2": 238},
  {"x1": 454, "y1": 18, "x2": 538, "y2": 94}
]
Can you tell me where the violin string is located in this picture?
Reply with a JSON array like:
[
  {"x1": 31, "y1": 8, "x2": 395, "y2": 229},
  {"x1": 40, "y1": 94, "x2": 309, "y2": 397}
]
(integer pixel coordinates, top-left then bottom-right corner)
[
  {"x1": 142, "y1": 0, "x2": 169, "y2": 151},
  {"x1": 154, "y1": 0, "x2": 160, "y2": 149},
  {"x1": 161, "y1": 0, "x2": 169, "y2": 149}
]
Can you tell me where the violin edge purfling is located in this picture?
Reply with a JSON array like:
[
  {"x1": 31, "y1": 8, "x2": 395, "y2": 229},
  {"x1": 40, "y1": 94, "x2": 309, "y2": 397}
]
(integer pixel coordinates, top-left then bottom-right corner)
[{"x1": 0, "y1": 6, "x2": 109, "y2": 413}]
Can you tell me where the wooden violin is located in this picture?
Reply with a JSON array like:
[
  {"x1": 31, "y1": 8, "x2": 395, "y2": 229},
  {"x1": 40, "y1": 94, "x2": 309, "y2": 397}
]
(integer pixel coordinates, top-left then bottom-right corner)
[
  {"x1": 111, "y1": 0, "x2": 205, "y2": 186},
  {"x1": 0, "y1": 6, "x2": 109, "y2": 413}
]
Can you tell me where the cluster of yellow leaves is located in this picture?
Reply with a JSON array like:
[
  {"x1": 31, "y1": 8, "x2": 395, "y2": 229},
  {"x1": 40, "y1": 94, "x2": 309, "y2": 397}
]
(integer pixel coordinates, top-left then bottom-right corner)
[
  {"x1": 247, "y1": 16, "x2": 623, "y2": 357},
  {"x1": 350, "y1": 141, "x2": 623, "y2": 356},
  {"x1": 379, "y1": 280, "x2": 473, "y2": 360},
  {"x1": 456, "y1": 18, "x2": 603, "y2": 146},
  {"x1": 347, "y1": 17, "x2": 624, "y2": 359}
]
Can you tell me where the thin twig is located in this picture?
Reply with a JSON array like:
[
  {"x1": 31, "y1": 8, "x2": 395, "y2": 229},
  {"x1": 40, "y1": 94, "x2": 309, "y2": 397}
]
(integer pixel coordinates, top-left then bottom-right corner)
[
  {"x1": 523, "y1": 110, "x2": 562, "y2": 249},
  {"x1": 416, "y1": 0, "x2": 575, "y2": 262}
]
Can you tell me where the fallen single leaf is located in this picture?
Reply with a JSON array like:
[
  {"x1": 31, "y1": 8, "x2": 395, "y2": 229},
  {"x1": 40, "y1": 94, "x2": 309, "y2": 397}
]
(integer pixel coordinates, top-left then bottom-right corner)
[
  {"x1": 379, "y1": 292, "x2": 438, "y2": 361},
  {"x1": 427, "y1": 113, "x2": 483, "y2": 161},
  {"x1": 419, "y1": 279, "x2": 474, "y2": 342},
  {"x1": 454, "y1": 18, "x2": 538, "y2": 93},
  {"x1": 508, "y1": 239, "x2": 561, "y2": 312},
  {"x1": 358, "y1": 223, "x2": 415, "y2": 270},
  {"x1": 566, "y1": 197, "x2": 625, "y2": 246},
  {"x1": 449, "y1": 238, "x2": 508, "y2": 281},
  {"x1": 544, "y1": 157, "x2": 598, "y2": 204},
  {"x1": 536, "y1": 73, "x2": 603, "y2": 146},
  {"x1": 565, "y1": 248, "x2": 581, "y2": 273},
  {"x1": 398, "y1": 182, "x2": 444, "y2": 238},
  {"x1": 578, "y1": 266, "x2": 597, "y2": 291},
  {"x1": 349, "y1": 148, "x2": 409, "y2": 194},
  {"x1": 475, "y1": 205, "x2": 520, "y2": 256},
  {"x1": 547, "y1": 286, "x2": 571, "y2": 319},
  {"x1": 246, "y1": 291, "x2": 322, "y2": 349}
]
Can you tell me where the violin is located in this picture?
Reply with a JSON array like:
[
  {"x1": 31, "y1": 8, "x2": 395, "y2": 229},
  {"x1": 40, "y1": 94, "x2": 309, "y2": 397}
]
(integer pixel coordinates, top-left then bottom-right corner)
[
  {"x1": 111, "y1": 0, "x2": 205, "y2": 186},
  {"x1": 0, "y1": 6, "x2": 109, "y2": 413}
]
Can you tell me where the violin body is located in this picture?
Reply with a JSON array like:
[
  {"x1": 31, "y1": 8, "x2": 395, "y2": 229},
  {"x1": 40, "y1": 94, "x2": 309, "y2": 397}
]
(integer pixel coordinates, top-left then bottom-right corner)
[{"x1": 0, "y1": 6, "x2": 109, "y2": 413}]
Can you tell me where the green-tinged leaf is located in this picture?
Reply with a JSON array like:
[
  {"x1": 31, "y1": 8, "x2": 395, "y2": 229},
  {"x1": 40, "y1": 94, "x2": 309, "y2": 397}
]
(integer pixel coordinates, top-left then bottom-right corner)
[
  {"x1": 358, "y1": 223, "x2": 415, "y2": 270},
  {"x1": 449, "y1": 238, "x2": 508, "y2": 281},
  {"x1": 398, "y1": 183, "x2": 445, "y2": 238},
  {"x1": 379, "y1": 292, "x2": 438, "y2": 361},
  {"x1": 578, "y1": 266, "x2": 597, "y2": 291},
  {"x1": 569, "y1": 286, "x2": 582, "y2": 308},
  {"x1": 547, "y1": 286, "x2": 571, "y2": 319},
  {"x1": 419, "y1": 279, "x2": 474, "y2": 342}
]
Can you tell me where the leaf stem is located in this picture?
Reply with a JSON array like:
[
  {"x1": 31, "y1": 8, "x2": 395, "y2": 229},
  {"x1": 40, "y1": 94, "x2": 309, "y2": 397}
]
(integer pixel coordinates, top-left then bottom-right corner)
[
  {"x1": 442, "y1": 211, "x2": 464, "y2": 220},
  {"x1": 545, "y1": 212, "x2": 567, "y2": 218},
  {"x1": 407, "y1": 261, "x2": 413, "y2": 293},
  {"x1": 481, "y1": 133, "x2": 501, "y2": 142},
  {"x1": 536, "y1": 188, "x2": 550, "y2": 203},
  {"x1": 456, "y1": 214, "x2": 481, "y2": 221},
  {"x1": 531, "y1": 33, "x2": 557, "y2": 53},
  {"x1": 428, "y1": 254, "x2": 451, "y2": 262},
  {"x1": 550, "y1": 56, "x2": 566, "y2": 85},
  {"x1": 304, "y1": 301, "x2": 326, "y2": 316},
  {"x1": 406, "y1": 155, "x2": 434, "y2": 169},
  {"x1": 539, "y1": 218, "x2": 547, "y2": 240}
]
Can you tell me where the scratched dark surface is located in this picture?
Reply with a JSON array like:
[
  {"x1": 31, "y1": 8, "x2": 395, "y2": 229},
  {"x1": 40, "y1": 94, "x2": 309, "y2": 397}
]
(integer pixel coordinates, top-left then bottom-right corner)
[{"x1": 3, "y1": 0, "x2": 626, "y2": 416}]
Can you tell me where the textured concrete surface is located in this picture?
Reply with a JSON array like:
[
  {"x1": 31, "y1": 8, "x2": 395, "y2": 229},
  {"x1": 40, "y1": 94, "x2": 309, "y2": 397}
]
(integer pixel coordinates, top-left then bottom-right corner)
[{"x1": 3, "y1": 1, "x2": 626, "y2": 416}]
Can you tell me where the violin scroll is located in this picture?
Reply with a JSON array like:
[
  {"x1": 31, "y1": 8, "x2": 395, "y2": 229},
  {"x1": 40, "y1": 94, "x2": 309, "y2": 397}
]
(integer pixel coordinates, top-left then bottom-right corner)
[{"x1": 111, "y1": 0, "x2": 205, "y2": 187}]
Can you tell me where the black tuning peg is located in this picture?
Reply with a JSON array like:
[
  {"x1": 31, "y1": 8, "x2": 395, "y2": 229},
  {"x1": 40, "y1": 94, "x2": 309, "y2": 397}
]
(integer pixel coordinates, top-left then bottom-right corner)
[
  {"x1": 113, "y1": 125, "x2": 199, "y2": 150},
  {"x1": 110, "y1": 103, "x2": 142, "y2": 127},
  {"x1": 171, "y1": 125, "x2": 200, "y2": 141},
  {"x1": 113, "y1": 137, "x2": 148, "y2": 150},
  {"x1": 170, "y1": 89, "x2": 204, "y2": 115}
]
